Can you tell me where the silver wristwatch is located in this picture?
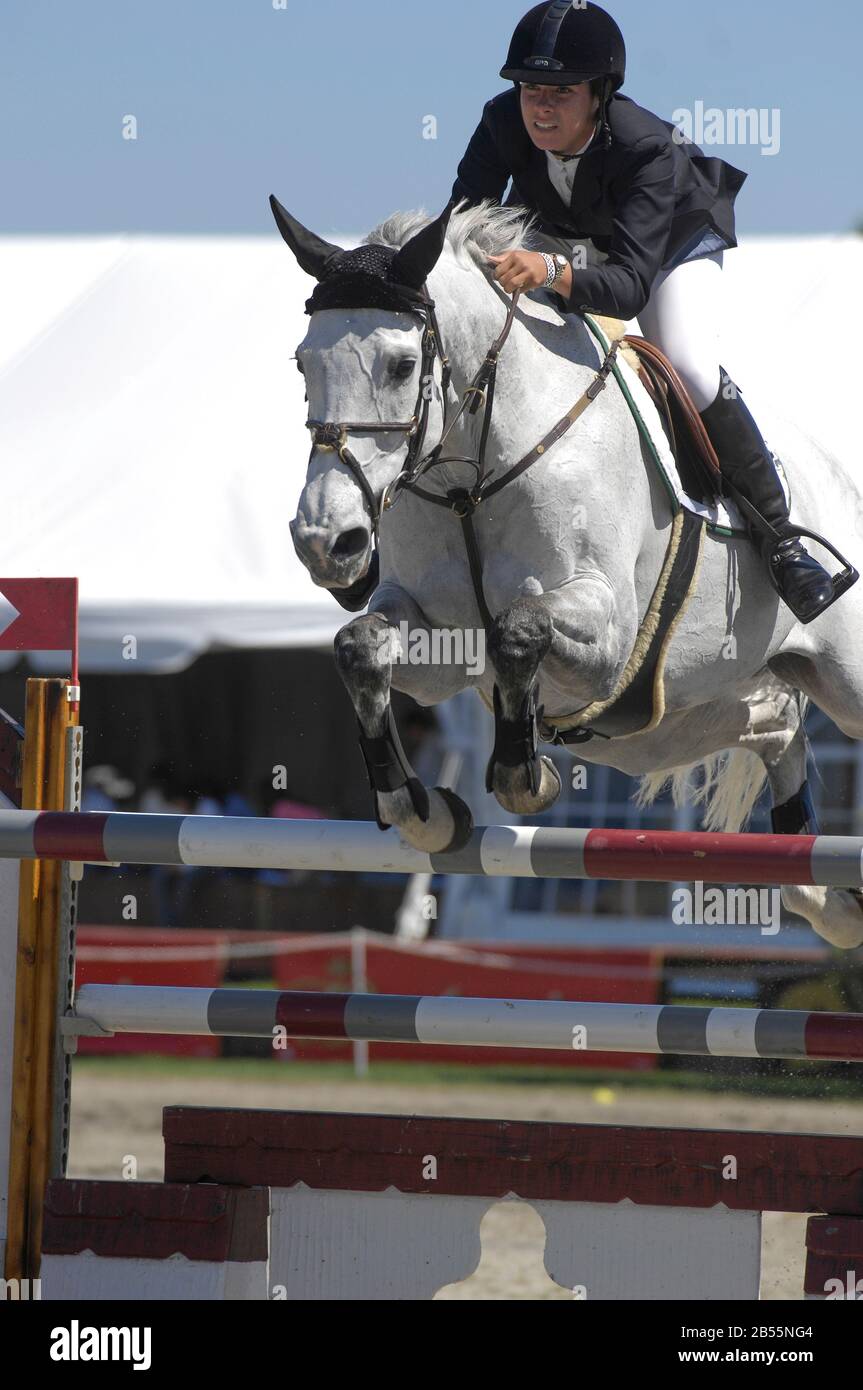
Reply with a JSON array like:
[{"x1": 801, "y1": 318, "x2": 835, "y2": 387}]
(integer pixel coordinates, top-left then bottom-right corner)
[{"x1": 540, "y1": 252, "x2": 568, "y2": 289}]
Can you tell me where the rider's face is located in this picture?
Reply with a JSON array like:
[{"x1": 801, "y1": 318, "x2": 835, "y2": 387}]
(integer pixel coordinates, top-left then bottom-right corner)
[{"x1": 520, "y1": 81, "x2": 600, "y2": 155}]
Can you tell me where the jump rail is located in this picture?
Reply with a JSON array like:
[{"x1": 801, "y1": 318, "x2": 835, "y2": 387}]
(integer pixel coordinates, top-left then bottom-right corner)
[
  {"x1": 2, "y1": 809, "x2": 863, "y2": 885},
  {"x1": 69, "y1": 985, "x2": 863, "y2": 1062}
]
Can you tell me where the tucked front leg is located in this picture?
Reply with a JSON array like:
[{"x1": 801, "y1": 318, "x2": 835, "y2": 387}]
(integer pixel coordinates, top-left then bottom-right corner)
[
  {"x1": 534, "y1": 572, "x2": 636, "y2": 710},
  {"x1": 370, "y1": 583, "x2": 482, "y2": 705},
  {"x1": 486, "y1": 596, "x2": 562, "y2": 815},
  {"x1": 333, "y1": 610, "x2": 473, "y2": 852}
]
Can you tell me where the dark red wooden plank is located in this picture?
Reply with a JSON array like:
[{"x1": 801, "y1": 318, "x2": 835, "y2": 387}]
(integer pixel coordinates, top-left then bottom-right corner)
[
  {"x1": 0, "y1": 705, "x2": 23, "y2": 807},
  {"x1": 163, "y1": 1108, "x2": 863, "y2": 1216},
  {"x1": 805, "y1": 1215, "x2": 863, "y2": 1297},
  {"x1": 42, "y1": 1179, "x2": 269, "y2": 1262}
]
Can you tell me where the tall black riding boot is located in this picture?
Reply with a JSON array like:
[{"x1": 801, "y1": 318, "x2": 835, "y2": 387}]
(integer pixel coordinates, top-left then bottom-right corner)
[{"x1": 700, "y1": 372, "x2": 839, "y2": 623}]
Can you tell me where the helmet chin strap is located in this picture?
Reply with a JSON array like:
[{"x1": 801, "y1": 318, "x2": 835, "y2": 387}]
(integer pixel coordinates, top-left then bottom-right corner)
[{"x1": 598, "y1": 76, "x2": 612, "y2": 148}]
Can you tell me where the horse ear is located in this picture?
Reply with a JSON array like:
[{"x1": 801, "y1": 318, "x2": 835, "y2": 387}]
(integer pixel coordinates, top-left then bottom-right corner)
[
  {"x1": 269, "y1": 195, "x2": 343, "y2": 279},
  {"x1": 390, "y1": 201, "x2": 454, "y2": 289}
]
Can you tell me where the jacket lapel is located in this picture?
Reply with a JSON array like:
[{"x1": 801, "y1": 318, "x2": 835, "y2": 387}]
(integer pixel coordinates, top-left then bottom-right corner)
[{"x1": 567, "y1": 150, "x2": 603, "y2": 216}]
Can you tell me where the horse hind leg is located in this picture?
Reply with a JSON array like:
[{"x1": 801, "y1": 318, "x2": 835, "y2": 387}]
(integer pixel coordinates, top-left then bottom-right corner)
[
  {"x1": 762, "y1": 702, "x2": 863, "y2": 949},
  {"x1": 333, "y1": 612, "x2": 473, "y2": 853},
  {"x1": 486, "y1": 596, "x2": 562, "y2": 815}
]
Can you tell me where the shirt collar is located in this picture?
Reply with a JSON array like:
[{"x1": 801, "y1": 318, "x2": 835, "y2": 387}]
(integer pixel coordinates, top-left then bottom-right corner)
[{"x1": 547, "y1": 122, "x2": 600, "y2": 163}]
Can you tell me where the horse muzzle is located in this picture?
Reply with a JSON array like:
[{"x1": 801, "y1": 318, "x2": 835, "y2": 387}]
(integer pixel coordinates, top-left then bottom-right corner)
[{"x1": 290, "y1": 516, "x2": 373, "y2": 591}]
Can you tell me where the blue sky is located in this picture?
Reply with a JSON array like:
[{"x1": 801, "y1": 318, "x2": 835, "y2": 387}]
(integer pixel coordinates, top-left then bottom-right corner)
[{"x1": 2, "y1": 0, "x2": 860, "y2": 237}]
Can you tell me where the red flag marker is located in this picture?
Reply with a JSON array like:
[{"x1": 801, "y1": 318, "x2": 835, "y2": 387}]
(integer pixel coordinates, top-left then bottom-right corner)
[{"x1": 0, "y1": 578, "x2": 79, "y2": 690}]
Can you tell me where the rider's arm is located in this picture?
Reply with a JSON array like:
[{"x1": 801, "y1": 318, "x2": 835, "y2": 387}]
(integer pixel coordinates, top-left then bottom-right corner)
[
  {"x1": 451, "y1": 99, "x2": 514, "y2": 206},
  {"x1": 566, "y1": 135, "x2": 676, "y2": 321}
]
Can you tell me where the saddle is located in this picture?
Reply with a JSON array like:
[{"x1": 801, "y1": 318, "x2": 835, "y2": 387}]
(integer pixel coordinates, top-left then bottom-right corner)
[
  {"x1": 540, "y1": 287, "x2": 727, "y2": 509},
  {"x1": 619, "y1": 334, "x2": 724, "y2": 506}
]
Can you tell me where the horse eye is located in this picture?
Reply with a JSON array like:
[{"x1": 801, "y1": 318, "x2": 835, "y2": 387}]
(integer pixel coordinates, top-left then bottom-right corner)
[{"x1": 391, "y1": 358, "x2": 416, "y2": 380}]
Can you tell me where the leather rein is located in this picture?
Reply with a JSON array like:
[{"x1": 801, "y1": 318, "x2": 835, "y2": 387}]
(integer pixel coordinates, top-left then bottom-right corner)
[{"x1": 306, "y1": 283, "x2": 620, "y2": 628}]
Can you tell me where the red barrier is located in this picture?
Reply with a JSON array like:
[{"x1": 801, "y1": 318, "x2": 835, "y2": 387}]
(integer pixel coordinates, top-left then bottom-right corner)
[
  {"x1": 75, "y1": 927, "x2": 230, "y2": 1057},
  {"x1": 74, "y1": 929, "x2": 662, "y2": 1068}
]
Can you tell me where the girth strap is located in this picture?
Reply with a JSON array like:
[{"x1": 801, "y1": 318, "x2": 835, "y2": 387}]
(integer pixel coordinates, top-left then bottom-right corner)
[{"x1": 451, "y1": 495, "x2": 495, "y2": 631}]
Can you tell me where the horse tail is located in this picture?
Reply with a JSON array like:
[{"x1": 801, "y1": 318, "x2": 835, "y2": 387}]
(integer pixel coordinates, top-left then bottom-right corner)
[{"x1": 635, "y1": 748, "x2": 768, "y2": 834}]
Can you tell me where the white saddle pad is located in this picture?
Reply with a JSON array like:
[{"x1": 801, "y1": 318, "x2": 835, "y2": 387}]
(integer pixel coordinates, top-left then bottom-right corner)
[{"x1": 609, "y1": 340, "x2": 791, "y2": 535}]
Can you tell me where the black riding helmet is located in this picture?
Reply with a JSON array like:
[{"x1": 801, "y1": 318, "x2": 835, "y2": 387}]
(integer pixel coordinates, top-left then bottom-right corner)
[{"x1": 501, "y1": 2, "x2": 626, "y2": 148}]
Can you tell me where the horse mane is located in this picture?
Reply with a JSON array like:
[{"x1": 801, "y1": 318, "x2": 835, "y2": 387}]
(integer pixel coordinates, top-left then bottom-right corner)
[
  {"x1": 365, "y1": 198, "x2": 539, "y2": 271},
  {"x1": 366, "y1": 199, "x2": 634, "y2": 365}
]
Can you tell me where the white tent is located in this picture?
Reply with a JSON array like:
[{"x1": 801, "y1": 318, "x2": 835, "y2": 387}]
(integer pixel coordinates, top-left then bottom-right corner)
[{"x1": 1, "y1": 232, "x2": 860, "y2": 672}]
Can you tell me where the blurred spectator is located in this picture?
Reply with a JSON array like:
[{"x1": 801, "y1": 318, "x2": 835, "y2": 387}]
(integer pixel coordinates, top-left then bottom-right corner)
[
  {"x1": 260, "y1": 775, "x2": 325, "y2": 822},
  {"x1": 140, "y1": 763, "x2": 196, "y2": 927},
  {"x1": 224, "y1": 787, "x2": 256, "y2": 817},
  {"x1": 82, "y1": 765, "x2": 135, "y2": 813},
  {"x1": 190, "y1": 776, "x2": 224, "y2": 817},
  {"x1": 257, "y1": 776, "x2": 325, "y2": 888},
  {"x1": 139, "y1": 761, "x2": 180, "y2": 815}
]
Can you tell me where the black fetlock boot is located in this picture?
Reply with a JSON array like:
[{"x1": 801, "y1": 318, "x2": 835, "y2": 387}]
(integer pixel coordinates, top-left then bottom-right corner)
[{"x1": 700, "y1": 371, "x2": 851, "y2": 623}]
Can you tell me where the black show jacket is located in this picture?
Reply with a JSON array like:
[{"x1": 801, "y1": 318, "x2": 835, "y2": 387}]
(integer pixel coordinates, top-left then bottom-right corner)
[{"x1": 451, "y1": 88, "x2": 747, "y2": 319}]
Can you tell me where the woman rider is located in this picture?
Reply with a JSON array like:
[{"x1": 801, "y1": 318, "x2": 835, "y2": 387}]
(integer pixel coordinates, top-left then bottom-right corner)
[{"x1": 451, "y1": 0, "x2": 845, "y2": 624}]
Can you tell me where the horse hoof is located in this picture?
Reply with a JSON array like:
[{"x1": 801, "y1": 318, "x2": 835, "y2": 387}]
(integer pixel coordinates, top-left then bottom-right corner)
[
  {"x1": 781, "y1": 884, "x2": 863, "y2": 949},
  {"x1": 432, "y1": 786, "x2": 474, "y2": 852},
  {"x1": 382, "y1": 786, "x2": 473, "y2": 855},
  {"x1": 536, "y1": 755, "x2": 562, "y2": 811},
  {"x1": 491, "y1": 754, "x2": 562, "y2": 815}
]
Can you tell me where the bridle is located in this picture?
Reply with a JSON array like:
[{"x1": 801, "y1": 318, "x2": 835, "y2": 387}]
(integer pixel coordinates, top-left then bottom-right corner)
[
  {"x1": 305, "y1": 281, "x2": 620, "y2": 626},
  {"x1": 305, "y1": 293, "x2": 452, "y2": 538}
]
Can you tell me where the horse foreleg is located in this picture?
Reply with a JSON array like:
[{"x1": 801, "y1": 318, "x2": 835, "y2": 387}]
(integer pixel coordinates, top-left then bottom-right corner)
[
  {"x1": 333, "y1": 611, "x2": 473, "y2": 853},
  {"x1": 762, "y1": 701, "x2": 863, "y2": 948},
  {"x1": 486, "y1": 596, "x2": 562, "y2": 815}
]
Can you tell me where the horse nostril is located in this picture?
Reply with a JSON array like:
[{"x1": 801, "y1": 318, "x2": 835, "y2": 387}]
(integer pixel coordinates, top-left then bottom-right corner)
[{"x1": 331, "y1": 528, "x2": 370, "y2": 560}]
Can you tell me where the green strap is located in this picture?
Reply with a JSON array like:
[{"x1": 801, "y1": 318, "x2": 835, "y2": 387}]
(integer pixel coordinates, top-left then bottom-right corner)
[
  {"x1": 581, "y1": 315, "x2": 742, "y2": 538},
  {"x1": 583, "y1": 315, "x2": 680, "y2": 518}
]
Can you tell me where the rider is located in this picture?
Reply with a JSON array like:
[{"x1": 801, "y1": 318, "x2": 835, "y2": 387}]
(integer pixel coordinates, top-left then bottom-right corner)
[{"x1": 451, "y1": 0, "x2": 845, "y2": 624}]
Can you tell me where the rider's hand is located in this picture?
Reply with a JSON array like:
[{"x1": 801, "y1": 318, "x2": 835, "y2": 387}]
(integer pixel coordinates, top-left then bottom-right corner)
[{"x1": 486, "y1": 250, "x2": 549, "y2": 294}]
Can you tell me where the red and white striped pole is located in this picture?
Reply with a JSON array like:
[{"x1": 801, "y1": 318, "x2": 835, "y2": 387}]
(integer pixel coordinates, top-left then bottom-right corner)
[
  {"x1": 1, "y1": 811, "x2": 862, "y2": 886},
  {"x1": 69, "y1": 984, "x2": 863, "y2": 1064}
]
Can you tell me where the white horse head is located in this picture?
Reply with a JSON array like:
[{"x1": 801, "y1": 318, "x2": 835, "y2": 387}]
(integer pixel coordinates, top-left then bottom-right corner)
[
  {"x1": 271, "y1": 197, "x2": 539, "y2": 599},
  {"x1": 271, "y1": 196, "x2": 459, "y2": 595}
]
